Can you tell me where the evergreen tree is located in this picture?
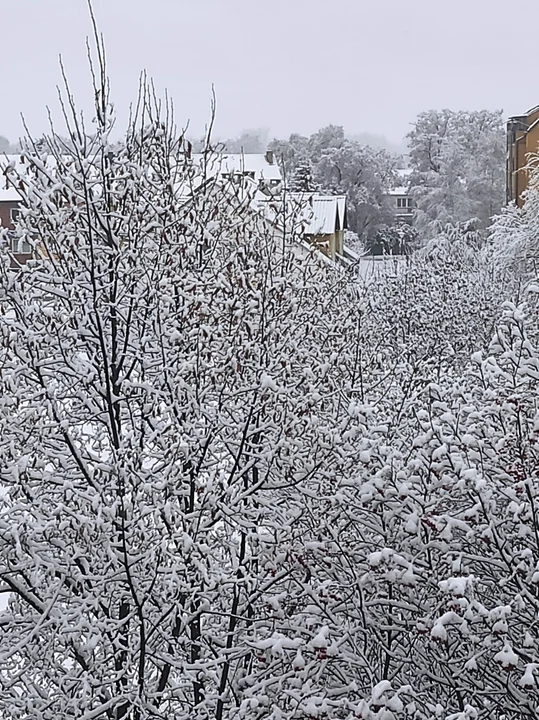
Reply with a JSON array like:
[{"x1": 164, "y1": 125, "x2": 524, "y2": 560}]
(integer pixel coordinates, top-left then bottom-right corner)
[{"x1": 289, "y1": 159, "x2": 318, "y2": 192}]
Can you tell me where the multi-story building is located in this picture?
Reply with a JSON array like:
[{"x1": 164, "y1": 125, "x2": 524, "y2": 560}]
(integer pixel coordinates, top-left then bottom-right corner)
[
  {"x1": 507, "y1": 104, "x2": 539, "y2": 206},
  {"x1": 386, "y1": 168, "x2": 414, "y2": 225}
]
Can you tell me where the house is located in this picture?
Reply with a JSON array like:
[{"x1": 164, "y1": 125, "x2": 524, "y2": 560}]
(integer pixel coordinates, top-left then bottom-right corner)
[
  {"x1": 0, "y1": 155, "x2": 31, "y2": 266},
  {"x1": 299, "y1": 194, "x2": 347, "y2": 260},
  {"x1": 193, "y1": 150, "x2": 282, "y2": 194},
  {"x1": 386, "y1": 168, "x2": 414, "y2": 225},
  {"x1": 506, "y1": 105, "x2": 539, "y2": 206},
  {"x1": 196, "y1": 152, "x2": 350, "y2": 262},
  {"x1": 1, "y1": 149, "x2": 352, "y2": 270},
  {"x1": 254, "y1": 192, "x2": 348, "y2": 262}
]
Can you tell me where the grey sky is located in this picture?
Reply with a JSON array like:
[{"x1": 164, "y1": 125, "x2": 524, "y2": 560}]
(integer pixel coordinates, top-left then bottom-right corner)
[{"x1": 3, "y1": 0, "x2": 537, "y2": 145}]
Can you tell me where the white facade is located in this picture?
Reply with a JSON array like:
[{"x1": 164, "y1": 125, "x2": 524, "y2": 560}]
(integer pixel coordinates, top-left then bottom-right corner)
[{"x1": 387, "y1": 168, "x2": 414, "y2": 224}]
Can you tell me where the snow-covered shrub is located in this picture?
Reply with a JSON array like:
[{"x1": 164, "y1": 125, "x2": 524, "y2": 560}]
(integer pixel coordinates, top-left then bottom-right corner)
[
  {"x1": 0, "y1": 43, "x2": 399, "y2": 720},
  {"x1": 389, "y1": 294, "x2": 539, "y2": 718},
  {"x1": 365, "y1": 222, "x2": 419, "y2": 256},
  {"x1": 1, "y1": 29, "x2": 538, "y2": 720},
  {"x1": 489, "y1": 156, "x2": 539, "y2": 282}
]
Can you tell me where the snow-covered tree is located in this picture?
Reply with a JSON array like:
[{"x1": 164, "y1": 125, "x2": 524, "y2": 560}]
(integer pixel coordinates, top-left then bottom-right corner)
[
  {"x1": 4, "y1": 24, "x2": 539, "y2": 720},
  {"x1": 408, "y1": 109, "x2": 505, "y2": 240},
  {"x1": 288, "y1": 159, "x2": 318, "y2": 192},
  {"x1": 267, "y1": 133, "x2": 310, "y2": 183},
  {"x1": 269, "y1": 128, "x2": 399, "y2": 240},
  {"x1": 221, "y1": 128, "x2": 270, "y2": 154},
  {"x1": 366, "y1": 222, "x2": 419, "y2": 256},
  {"x1": 489, "y1": 155, "x2": 539, "y2": 281},
  {"x1": 314, "y1": 141, "x2": 398, "y2": 240},
  {"x1": 0, "y1": 40, "x2": 407, "y2": 720},
  {"x1": 0, "y1": 135, "x2": 17, "y2": 153}
]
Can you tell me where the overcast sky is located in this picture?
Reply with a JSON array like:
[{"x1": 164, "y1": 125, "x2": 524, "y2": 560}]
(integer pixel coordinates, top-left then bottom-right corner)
[{"x1": 2, "y1": 0, "x2": 538, "y2": 146}]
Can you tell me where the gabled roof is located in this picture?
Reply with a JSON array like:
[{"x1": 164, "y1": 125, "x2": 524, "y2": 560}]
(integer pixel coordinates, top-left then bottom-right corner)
[
  {"x1": 294, "y1": 194, "x2": 347, "y2": 235},
  {"x1": 388, "y1": 187, "x2": 412, "y2": 197},
  {"x1": 193, "y1": 153, "x2": 282, "y2": 182},
  {"x1": 337, "y1": 197, "x2": 346, "y2": 231},
  {"x1": 253, "y1": 193, "x2": 347, "y2": 237},
  {"x1": 0, "y1": 152, "x2": 283, "y2": 204}
]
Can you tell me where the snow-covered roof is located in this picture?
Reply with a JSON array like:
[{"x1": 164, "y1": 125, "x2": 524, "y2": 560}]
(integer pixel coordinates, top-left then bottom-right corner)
[
  {"x1": 0, "y1": 154, "x2": 61, "y2": 202},
  {"x1": 253, "y1": 193, "x2": 347, "y2": 238},
  {"x1": 387, "y1": 168, "x2": 413, "y2": 197},
  {"x1": 294, "y1": 195, "x2": 347, "y2": 235},
  {"x1": 397, "y1": 168, "x2": 412, "y2": 179},
  {"x1": 193, "y1": 153, "x2": 282, "y2": 182},
  {"x1": 0, "y1": 154, "x2": 26, "y2": 202},
  {"x1": 0, "y1": 152, "x2": 282, "y2": 205}
]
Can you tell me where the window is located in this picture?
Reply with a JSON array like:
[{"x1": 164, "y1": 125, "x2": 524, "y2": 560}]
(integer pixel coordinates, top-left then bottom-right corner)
[
  {"x1": 397, "y1": 197, "x2": 413, "y2": 210},
  {"x1": 10, "y1": 207, "x2": 21, "y2": 224},
  {"x1": 10, "y1": 234, "x2": 32, "y2": 254}
]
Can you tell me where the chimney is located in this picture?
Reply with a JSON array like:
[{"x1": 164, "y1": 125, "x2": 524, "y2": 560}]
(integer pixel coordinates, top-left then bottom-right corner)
[{"x1": 265, "y1": 150, "x2": 274, "y2": 165}]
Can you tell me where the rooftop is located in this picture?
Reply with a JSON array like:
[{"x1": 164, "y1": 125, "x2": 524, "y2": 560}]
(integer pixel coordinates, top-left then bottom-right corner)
[
  {"x1": 291, "y1": 194, "x2": 346, "y2": 235},
  {"x1": 192, "y1": 152, "x2": 282, "y2": 182},
  {"x1": 0, "y1": 154, "x2": 27, "y2": 202},
  {"x1": 387, "y1": 168, "x2": 413, "y2": 196}
]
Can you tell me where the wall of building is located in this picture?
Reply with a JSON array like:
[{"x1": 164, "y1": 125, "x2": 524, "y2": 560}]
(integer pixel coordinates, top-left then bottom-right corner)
[
  {"x1": 306, "y1": 232, "x2": 336, "y2": 259},
  {"x1": 335, "y1": 229, "x2": 344, "y2": 256},
  {"x1": 508, "y1": 107, "x2": 539, "y2": 206},
  {"x1": 0, "y1": 199, "x2": 32, "y2": 266},
  {"x1": 389, "y1": 195, "x2": 414, "y2": 225},
  {"x1": 0, "y1": 199, "x2": 19, "y2": 230}
]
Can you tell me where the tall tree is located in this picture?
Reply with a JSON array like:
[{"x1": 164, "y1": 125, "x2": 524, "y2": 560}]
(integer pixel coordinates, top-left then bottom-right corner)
[
  {"x1": 289, "y1": 158, "x2": 318, "y2": 192},
  {"x1": 267, "y1": 132, "x2": 310, "y2": 183},
  {"x1": 408, "y1": 109, "x2": 505, "y2": 239},
  {"x1": 221, "y1": 128, "x2": 269, "y2": 154},
  {"x1": 0, "y1": 135, "x2": 18, "y2": 153},
  {"x1": 314, "y1": 141, "x2": 398, "y2": 239},
  {"x1": 269, "y1": 127, "x2": 398, "y2": 239}
]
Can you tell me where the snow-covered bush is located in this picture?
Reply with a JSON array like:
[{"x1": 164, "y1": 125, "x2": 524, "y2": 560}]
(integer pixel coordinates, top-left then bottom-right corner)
[
  {"x1": 489, "y1": 157, "x2": 539, "y2": 282},
  {"x1": 0, "y1": 42, "x2": 396, "y2": 720},
  {"x1": 365, "y1": 222, "x2": 419, "y2": 256},
  {"x1": 1, "y1": 28, "x2": 539, "y2": 720},
  {"x1": 385, "y1": 294, "x2": 539, "y2": 718}
]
